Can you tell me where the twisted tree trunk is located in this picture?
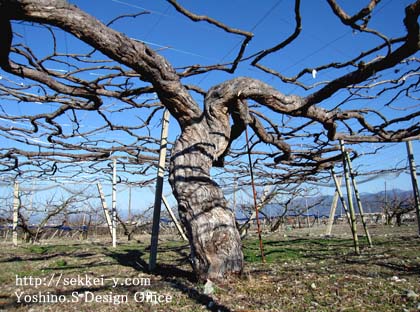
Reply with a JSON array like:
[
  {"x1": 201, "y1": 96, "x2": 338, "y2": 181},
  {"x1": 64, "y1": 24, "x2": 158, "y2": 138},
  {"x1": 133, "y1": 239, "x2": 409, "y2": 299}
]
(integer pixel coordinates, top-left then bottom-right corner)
[
  {"x1": 167, "y1": 78, "x2": 302, "y2": 280},
  {"x1": 169, "y1": 105, "x2": 244, "y2": 281}
]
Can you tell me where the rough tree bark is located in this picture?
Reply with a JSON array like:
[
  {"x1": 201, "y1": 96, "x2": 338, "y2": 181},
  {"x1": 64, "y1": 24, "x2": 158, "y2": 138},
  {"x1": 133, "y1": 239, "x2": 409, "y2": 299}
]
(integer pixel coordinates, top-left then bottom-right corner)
[
  {"x1": 169, "y1": 120, "x2": 244, "y2": 280},
  {"x1": 168, "y1": 77, "x2": 307, "y2": 279},
  {"x1": 169, "y1": 92, "x2": 247, "y2": 279}
]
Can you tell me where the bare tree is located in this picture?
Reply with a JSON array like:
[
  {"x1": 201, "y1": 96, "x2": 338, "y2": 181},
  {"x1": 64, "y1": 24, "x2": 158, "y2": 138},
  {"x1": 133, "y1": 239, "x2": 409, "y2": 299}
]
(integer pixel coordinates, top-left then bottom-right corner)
[
  {"x1": 378, "y1": 190, "x2": 416, "y2": 226},
  {"x1": 8, "y1": 187, "x2": 90, "y2": 242},
  {"x1": 0, "y1": 0, "x2": 419, "y2": 280},
  {"x1": 269, "y1": 187, "x2": 324, "y2": 232}
]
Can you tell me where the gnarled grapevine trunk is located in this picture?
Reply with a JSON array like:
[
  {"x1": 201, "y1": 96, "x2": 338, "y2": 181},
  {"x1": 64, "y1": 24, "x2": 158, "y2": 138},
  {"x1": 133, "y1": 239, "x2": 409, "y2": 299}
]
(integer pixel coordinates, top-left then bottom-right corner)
[{"x1": 169, "y1": 108, "x2": 244, "y2": 281}]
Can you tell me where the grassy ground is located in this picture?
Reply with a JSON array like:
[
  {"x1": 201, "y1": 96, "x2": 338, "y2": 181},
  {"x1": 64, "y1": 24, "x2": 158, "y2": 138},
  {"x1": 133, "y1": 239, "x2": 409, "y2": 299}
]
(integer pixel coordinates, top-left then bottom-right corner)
[{"x1": 0, "y1": 224, "x2": 419, "y2": 311}]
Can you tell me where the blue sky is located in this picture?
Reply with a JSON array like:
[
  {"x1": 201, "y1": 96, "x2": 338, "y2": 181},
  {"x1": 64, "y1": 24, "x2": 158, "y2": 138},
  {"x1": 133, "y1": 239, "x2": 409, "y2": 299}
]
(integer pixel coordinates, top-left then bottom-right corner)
[{"x1": 0, "y1": 0, "x2": 419, "y2": 217}]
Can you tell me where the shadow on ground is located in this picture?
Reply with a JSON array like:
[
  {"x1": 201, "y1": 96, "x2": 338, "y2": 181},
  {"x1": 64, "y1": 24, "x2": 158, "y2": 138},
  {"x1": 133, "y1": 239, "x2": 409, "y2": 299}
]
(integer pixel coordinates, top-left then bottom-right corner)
[{"x1": 107, "y1": 247, "x2": 233, "y2": 312}]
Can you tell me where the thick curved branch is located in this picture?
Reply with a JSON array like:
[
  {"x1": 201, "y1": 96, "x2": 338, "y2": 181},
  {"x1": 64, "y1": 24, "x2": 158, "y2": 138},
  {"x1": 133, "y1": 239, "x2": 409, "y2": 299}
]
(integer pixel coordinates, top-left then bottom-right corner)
[
  {"x1": 3, "y1": 60, "x2": 102, "y2": 107},
  {"x1": 207, "y1": 76, "x2": 420, "y2": 153},
  {"x1": 0, "y1": 0, "x2": 201, "y2": 128},
  {"x1": 206, "y1": 77, "x2": 336, "y2": 139},
  {"x1": 327, "y1": 0, "x2": 379, "y2": 26}
]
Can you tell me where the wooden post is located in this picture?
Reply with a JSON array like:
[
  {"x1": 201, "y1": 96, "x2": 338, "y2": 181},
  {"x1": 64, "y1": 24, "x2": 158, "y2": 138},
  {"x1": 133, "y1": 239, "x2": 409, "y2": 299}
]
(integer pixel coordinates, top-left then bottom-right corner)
[
  {"x1": 339, "y1": 140, "x2": 360, "y2": 255},
  {"x1": 149, "y1": 109, "x2": 170, "y2": 271},
  {"x1": 161, "y1": 195, "x2": 188, "y2": 241},
  {"x1": 326, "y1": 176, "x2": 342, "y2": 236},
  {"x1": 12, "y1": 181, "x2": 19, "y2": 246},
  {"x1": 97, "y1": 182, "x2": 113, "y2": 239},
  {"x1": 406, "y1": 141, "x2": 420, "y2": 236},
  {"x1": 344, "y1": 150, "x2": 373, "y2": 247},
  {"x1": 112, "y1": 158, "x2": 117, "y2": 248}
]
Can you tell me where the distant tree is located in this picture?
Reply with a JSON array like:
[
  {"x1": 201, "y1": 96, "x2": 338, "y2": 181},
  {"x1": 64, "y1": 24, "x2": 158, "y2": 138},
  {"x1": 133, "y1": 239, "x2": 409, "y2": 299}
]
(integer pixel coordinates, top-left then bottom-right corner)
[
  {"x1": 380, "y1": 191, "x2": 415, "y2": 226},
  {"x1": 10, "y1": 189, "x2": 89, "y2": 242},
  {"x1": 1, "y1": 0, "x2": 419, "y2": 280}
]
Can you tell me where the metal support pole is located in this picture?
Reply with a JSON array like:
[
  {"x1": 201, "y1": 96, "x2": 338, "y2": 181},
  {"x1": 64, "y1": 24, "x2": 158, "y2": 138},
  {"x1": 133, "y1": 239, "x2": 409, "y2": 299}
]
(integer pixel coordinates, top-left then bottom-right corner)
[
  {"x1": 339, "y1": 140, "x2": 360, "y2": 255},
  {"x1": 326, "y1": 176, "x2": 342, "y2": 236},
  {"x1": 149, "y1": 109, "x2": 170, "y2": 271},
  {"x1": 12, "y1": 181, "x2": 19, "y2": 246},
  {"x1": 406, "y1": 141, "x2": 420, "y2": 236},
  {"x1": 112, "y1": 158, "x2": 117, "y2": 248}
]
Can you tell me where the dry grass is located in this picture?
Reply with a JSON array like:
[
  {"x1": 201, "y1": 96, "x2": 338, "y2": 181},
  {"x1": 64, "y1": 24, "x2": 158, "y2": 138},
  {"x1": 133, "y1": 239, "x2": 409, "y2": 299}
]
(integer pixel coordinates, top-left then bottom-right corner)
[{"x1": 0, "y1": 224, "x2": 419, "y2": 311}]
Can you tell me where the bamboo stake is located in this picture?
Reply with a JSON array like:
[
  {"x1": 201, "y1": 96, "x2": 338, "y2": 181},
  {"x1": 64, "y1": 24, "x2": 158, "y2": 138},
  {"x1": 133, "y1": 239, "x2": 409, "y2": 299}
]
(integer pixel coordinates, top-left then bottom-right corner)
[
  {"x1": 406, "y1": 141, "x2": 420, "y2": 236},
  {"x1": 326, "y1": 176, "x2": 342, "y2": 236},
  {"x1": 12, "y1": 181, "x2": 19, "y2": 246},
  {"x1": 339, "y1": 140, "x2": 360, "y2": 255},
  {"x1": 161, "y1": 195, "x2": 188, "y2": 241},
  {"x1": 97, "y1": 182, "x2": 113, "y2": 240},
  {"x1": 344, "y1": 150, "x2": 373, "y2": 247},
  {"x1": 149, "y1": 109, "x2": 170, "y2": 271}
]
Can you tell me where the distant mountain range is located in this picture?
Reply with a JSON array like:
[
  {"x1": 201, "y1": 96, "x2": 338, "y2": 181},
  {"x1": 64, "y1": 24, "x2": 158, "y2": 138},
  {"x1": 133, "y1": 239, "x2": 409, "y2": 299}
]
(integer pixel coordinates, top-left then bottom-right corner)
[{"x1": 259, "y1": 189, "x2": 414, "y2": 218}]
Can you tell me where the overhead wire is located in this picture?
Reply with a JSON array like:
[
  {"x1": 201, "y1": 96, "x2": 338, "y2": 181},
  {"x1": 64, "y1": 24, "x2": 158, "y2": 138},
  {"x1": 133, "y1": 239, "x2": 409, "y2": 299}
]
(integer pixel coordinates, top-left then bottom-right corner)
[
  {"x1": 109, "y1": 0, "x2": 215, "y2": 61},
  {"x1": 197, "y1": 0, "x2": 284, "y2": 85}
]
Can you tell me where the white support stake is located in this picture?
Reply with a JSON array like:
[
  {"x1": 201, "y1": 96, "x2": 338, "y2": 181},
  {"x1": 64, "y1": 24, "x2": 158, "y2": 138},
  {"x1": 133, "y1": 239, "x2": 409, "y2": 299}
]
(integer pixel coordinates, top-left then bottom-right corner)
[
  {"x1": 326, "y1": 176, "x2": 342, "y2": 236},
  {"x1": 162, "y1": 195, "x2": 188, "y2": 241},
  {"x1": 97, "y1": 182, "x2": 113, "y2": 240},
  {"x1": 112, "y1": 158, "x2": 118, "y2": 248},
  {"x1": 149, "y1": 109, "x2": 170, "y2": 271},
  {"x1": 128, "y1": 185, "x2": 132, "y2": 221},
  {"x1": 12, "y1": 181, "x2": 19, "y2": 246}
]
